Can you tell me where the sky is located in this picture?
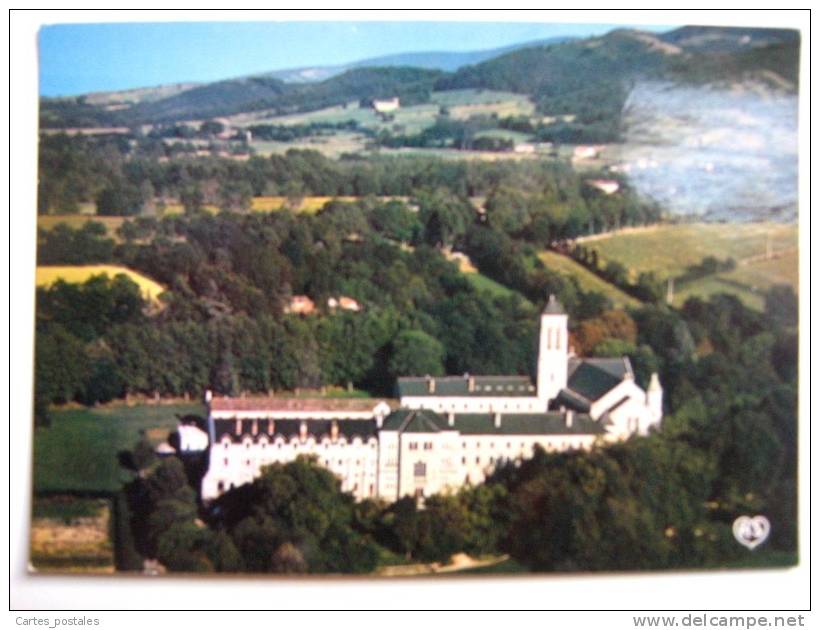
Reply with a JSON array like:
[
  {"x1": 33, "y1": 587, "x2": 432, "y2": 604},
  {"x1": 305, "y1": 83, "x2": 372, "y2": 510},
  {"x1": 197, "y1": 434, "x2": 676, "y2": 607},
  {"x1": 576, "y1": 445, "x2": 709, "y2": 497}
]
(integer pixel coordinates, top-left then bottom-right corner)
[{"x1": 39, "y1": 20, "x2": 673, "y2": 96}]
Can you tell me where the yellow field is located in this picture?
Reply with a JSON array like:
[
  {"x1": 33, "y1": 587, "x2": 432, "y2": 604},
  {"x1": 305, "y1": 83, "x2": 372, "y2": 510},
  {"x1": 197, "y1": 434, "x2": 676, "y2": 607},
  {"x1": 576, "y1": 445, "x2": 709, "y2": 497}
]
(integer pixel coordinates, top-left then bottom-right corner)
[
  {"x1": 161, "y1": 203, "x2": 219, "y2": 216},
  {"x1": 36, "y1": 265, "x2": 165, "y2": 303},
  {"x1": 37, "y1": 214, "x2": 127, "y2": 233},
  {"x1": 250, "y1": 196, "x2": 356, "y2": 214}
]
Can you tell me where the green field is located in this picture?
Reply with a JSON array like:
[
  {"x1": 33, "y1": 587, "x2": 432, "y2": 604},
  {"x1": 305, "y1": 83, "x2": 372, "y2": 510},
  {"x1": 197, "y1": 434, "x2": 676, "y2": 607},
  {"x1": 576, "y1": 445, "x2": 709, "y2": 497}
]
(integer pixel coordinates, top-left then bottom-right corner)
[
  {"x1": 538, "y1": 251, "x2": 640, "y2": 308},
  {"x1": 251, "y1": 131, "x2": 371, "y2": 158},
  {"x1": 580, "y1": 223, "x2": 799, "y2": 310},
  {"x1": 584, "y1": 223, "x2": 797, "y2": 279},
  {"x1": 233, "y1": 89, "x2": 537, "y2": 158},
  {"x1": 466, "y1": 272, "x2": 527, "y2": 301},
  {"x1": 33, "y1": 403, "x2": 203, "y2": 494}
]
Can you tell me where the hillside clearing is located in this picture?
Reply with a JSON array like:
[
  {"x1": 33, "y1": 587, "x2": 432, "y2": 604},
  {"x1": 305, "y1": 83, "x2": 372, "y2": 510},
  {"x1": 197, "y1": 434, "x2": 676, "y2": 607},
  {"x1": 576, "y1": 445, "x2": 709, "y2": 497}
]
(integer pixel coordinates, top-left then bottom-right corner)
[
  {"x1": 587, "y1": 222, "x2": 797, "y2": 280},
  {"x1": 538, "y1": 251, "x2": 639, "y2": 308},
  {"x1": 465, "y1": 272, "x2": 525, "y2": 301},
  {"x1": 580, "y1": 222, "x2": 798, "y2": 310},
  {"x1": 36, "y1": 265, "x2": 166, "y2": 303},
  {"x1": 672, "y1": 248, "x2": 799, "y2": 310}
]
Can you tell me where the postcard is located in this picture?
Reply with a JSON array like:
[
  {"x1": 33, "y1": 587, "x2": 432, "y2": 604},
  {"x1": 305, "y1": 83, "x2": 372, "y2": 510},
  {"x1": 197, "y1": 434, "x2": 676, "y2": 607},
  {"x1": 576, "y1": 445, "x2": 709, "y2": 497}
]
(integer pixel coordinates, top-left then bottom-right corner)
[{"x1": 29, "y1": 17, "x2": 800, "y2": 584}]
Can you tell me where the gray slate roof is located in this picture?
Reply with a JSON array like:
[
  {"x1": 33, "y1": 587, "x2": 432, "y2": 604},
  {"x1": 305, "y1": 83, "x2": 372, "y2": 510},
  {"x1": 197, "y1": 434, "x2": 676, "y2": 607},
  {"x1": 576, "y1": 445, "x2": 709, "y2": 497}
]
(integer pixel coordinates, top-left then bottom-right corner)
[
  {"x1": 566, "y1": 357, "x2": 632, "y2": 402},
  {"x1": 381, "y1": 409, "x2": 604, "y2": 436},
  {"x1": 397, "y1": 375, "x2": 534, "y2": 398}
]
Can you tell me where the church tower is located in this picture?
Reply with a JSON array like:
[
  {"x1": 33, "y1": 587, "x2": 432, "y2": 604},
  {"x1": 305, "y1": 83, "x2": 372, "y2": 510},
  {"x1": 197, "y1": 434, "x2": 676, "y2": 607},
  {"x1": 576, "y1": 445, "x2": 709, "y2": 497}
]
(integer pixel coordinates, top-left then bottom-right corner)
[{"x1": 537, "y1": 294, "x2": 569, "y2": 405}]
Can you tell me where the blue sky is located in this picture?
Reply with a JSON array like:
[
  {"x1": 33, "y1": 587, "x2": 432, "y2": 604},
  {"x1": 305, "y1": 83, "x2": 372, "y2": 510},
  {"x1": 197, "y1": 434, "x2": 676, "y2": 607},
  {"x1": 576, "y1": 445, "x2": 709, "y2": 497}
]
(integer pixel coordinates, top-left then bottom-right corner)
[{"x1": 39, "y1": 21, "x2": 673, "y2": 96}]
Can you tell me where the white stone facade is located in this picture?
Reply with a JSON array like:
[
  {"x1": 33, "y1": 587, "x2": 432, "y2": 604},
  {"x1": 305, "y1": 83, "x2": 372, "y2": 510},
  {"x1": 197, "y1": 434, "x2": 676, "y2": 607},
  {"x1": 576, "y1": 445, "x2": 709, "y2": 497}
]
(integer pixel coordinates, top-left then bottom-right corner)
[{"x1": 182, "y1": 296, "x2": 663, "y2": 503}]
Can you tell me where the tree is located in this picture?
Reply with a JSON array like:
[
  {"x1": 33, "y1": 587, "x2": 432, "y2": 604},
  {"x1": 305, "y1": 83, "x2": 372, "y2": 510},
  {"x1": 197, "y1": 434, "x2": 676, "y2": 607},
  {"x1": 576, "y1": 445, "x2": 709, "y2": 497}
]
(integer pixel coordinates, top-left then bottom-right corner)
[
  {"x1": 765, "y1": 284, "x2": 798, "y2": 328},
  {"x1": 215, "y1": 457, "x2": 379, "y2": 574},
  {"x1": 199, "y1": 120, "x2": 225, "y2": 137},
  {"x1": 96, "y1": 177, "x2": 143, "y2": 216},
  {"x1": 388, "y1": 329, "x2": 445, "y2": 378}
]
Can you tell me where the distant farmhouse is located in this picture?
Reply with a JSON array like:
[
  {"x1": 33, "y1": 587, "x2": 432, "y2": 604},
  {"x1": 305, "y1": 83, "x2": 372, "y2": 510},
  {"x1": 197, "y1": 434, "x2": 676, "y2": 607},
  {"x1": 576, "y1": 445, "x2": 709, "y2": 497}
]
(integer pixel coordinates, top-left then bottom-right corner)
[
  {"x1": 175, "y1": 296, "x2": 663, "y2": 503},
  {"x1": 372, "y1": 97, "x2": 400, "y2": 113}
]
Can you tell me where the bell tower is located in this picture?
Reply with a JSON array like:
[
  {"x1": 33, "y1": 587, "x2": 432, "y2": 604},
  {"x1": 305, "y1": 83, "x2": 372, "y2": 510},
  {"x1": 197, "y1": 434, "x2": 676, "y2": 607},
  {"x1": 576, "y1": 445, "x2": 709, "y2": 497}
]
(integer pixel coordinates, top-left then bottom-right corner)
[{"x1": 537, "y1": 294, "x2": 568, "y2": 405}]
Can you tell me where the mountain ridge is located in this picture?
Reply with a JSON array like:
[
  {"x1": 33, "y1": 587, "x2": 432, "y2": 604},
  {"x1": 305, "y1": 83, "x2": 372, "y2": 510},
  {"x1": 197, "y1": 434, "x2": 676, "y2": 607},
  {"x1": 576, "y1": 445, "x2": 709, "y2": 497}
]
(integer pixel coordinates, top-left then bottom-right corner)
[{"x1": 39, "y1": 25, "x2": 799, "y2": 132}]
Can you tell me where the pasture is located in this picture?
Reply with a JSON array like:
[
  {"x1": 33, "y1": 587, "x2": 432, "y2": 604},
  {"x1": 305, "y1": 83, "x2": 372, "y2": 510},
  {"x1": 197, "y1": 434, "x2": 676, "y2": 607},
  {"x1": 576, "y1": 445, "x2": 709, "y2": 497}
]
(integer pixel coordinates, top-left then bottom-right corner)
[
  {"x1": 251, "y1": 131, "x2": 371, "y2": 158},
  {"x1": 465, "y1": 272, "x2": 523, "y2": 301},
  {"x1": 583, "y1": 223, "x2": 797, "y2": 279},
  {"x1": 578, "y1": 222, "x2": 799, "y2": 310},
  {"x1": 538, "y1": 251, "x2": 640, "y2": 308},
  {"x1": 235, "y1": 89, "x2": 538, "y2": 158},
  {"x1": 32, "y1": 402, "x2": 202, "y2": 494},
  {"x1": 36, "y1": 265, "x2": 166, "y2": 303}
]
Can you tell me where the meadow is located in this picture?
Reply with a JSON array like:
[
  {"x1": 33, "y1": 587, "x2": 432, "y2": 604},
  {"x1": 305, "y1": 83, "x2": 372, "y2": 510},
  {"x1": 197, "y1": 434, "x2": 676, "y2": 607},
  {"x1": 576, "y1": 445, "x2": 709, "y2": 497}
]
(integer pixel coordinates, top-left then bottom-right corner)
[
  {"x1": 32, "y1": 402, "x2": 203, "y2": 494},
  {"x1": 581, "y1": 223, "x2": 797, "y2": 279},
  {"x1": 538, "y1": 251, "x2": 640, "y2": 308},
  {"x1": 234, "y1": 89, "x2": 535, "y2": 134},
  {"x1": 465, "y1": 272, "x2": 525, "y2": 301},
  {"x1": 579, "y1": 222, "x2": 799, "y2": 310},
  {"x1": 36, "y1": 265, "x2": 166, "y2": 303},
  {"x1": 232, "y1": 89, "x2": 539, "y2": 159}
]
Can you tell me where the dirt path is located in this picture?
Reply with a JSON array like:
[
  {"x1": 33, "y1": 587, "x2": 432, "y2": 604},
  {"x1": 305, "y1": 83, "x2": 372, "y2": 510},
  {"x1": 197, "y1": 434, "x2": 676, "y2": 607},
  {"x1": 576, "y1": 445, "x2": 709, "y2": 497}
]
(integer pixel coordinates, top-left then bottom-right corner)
[{"x1": 375, "y1": 553, "x2": 509, "y2": 577}]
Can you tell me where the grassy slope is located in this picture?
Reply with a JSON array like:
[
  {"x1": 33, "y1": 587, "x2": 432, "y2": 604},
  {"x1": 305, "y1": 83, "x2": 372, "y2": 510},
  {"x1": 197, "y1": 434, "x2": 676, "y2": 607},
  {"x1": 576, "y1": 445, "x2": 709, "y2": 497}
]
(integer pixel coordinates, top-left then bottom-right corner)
[
  {"x1": 538, "y1": 251, "x2": 639, "y2": 308},
  {"x1": 585, "y1": 223, "x2": 798, "y2": 310},
  {"x1": 588, "y1": 223, "x2": 797, "y2": 279},
  {"x1": 36, "y1": 265, "x2": 166, "y2": 303},
  {"x1": 32, "y1": 403, "x2": 203, "y2": 494},
  {"x1": 465, "y1": 272, "x2": 526, "y2": 301},
  {"x1": 236, "y1": 89, "x2": 533, "y2": 131}
]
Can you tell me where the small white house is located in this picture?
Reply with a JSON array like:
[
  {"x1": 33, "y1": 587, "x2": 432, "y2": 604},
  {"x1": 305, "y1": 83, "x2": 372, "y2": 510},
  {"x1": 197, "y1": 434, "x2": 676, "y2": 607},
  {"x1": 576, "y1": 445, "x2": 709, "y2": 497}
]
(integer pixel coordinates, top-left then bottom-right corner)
[
  {"x1": 587, "y1": 179, "x2": 620, "y2": 195},
  {"x1": 372, "y1": 97, "x2": 400, "y2": 113}
]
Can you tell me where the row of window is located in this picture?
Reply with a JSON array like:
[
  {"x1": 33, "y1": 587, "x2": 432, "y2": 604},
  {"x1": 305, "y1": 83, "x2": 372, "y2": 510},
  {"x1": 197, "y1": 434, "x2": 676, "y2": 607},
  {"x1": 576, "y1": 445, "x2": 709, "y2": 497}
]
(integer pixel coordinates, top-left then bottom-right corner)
[
  {"x1": 407, "y1": 441, "x2": 434, "y2": 451},
  {"x1": 224, "y1": 456, "x2": 375, "y2": 468},
  {"x1": 215, "y1": 479, "x2": 376, "y2": 497},
  {"x1": 224, "y1": 438, "x2": 378, "y2": 449}
]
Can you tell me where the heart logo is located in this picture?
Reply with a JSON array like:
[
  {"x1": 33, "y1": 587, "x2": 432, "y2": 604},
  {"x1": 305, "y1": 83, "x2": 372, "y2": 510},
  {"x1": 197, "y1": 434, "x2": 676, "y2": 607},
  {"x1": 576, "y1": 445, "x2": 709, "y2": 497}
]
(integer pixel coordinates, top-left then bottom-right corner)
[{"x1": 732, "y1": 515, "x2": 770, "y2": 550}]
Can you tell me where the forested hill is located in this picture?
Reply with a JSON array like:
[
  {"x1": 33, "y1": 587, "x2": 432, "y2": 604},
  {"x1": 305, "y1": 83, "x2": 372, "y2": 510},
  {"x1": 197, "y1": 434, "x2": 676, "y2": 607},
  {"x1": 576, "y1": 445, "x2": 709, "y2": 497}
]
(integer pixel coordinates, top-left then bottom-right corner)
[
  {"x1": 40, "y1": 66, "x2": 444, "y2": 128},
  {"x1": 39, "y1": 25, "x2": 799, "y2": 131},
  {"x1": 433, "y1": 26, "x2": 798, "y2": 141}
]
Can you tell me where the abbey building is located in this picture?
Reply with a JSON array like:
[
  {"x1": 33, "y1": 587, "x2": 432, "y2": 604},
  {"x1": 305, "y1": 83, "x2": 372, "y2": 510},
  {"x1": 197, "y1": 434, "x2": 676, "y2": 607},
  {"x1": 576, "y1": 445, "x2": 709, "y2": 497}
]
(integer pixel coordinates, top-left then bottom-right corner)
[{"x1": 177, "y1": 296, "x2": 663, "y2": 503}]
